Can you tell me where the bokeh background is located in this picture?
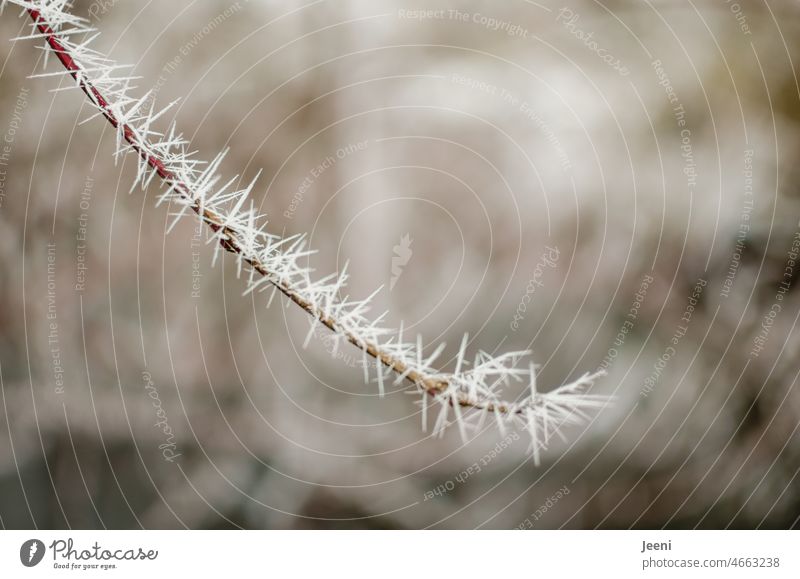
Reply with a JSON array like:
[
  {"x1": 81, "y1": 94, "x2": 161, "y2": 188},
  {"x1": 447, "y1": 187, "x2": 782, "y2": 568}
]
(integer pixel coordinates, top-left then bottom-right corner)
[{"x1": 1, "y1": 0, "x2": 799, "y2": 529}]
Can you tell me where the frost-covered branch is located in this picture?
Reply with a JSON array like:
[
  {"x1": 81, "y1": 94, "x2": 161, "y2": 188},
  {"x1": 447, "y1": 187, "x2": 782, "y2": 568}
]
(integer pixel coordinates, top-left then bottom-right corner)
[{"x1": 4, "y1": 0, "x2": 610, "y2": 463}]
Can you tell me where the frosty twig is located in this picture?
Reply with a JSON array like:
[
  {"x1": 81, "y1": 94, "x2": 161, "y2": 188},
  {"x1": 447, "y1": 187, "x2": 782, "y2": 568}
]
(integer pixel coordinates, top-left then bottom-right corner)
[{"x1": 4, "y1": 0, "x2": 609, "y2": 463}]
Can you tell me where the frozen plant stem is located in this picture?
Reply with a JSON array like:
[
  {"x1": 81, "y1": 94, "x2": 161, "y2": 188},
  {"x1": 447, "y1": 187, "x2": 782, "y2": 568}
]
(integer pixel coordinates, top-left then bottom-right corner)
[{"x1": 5, "y1": 0, "x2": 610, "y2": 464}]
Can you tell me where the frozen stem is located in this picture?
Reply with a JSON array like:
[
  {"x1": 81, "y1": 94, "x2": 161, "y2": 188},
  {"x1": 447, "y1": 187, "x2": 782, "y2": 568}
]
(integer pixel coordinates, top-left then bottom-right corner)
[{"x1": 4, "y1": 0, "x2": 610, "y2": 464}]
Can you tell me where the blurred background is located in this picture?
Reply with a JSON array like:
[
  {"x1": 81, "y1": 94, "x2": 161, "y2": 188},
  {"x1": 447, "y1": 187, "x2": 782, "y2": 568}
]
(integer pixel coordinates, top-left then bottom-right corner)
[{"x1": 1, "y1": 0, "x2": 799, "y2": 529}]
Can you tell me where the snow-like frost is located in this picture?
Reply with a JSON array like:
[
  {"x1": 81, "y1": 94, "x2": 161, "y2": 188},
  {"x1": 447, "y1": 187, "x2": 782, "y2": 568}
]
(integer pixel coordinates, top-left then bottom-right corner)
[{"x1": 4, "y1": 0, "x2": 610, "y2": 463}]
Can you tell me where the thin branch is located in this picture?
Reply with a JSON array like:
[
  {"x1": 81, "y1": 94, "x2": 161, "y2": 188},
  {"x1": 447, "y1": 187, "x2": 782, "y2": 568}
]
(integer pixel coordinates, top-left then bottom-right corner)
[{"x1": 4, "y1": 0, "x2": 610, "y2": 463}]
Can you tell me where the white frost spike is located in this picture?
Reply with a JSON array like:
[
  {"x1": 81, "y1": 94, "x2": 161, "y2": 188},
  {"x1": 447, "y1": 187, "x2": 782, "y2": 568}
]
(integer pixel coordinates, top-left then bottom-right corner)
[
  {"x1": 420, "y1": 387, "x2": 428, "y2": 432},
  {"x1": 376, "y1": 356, "x2": 384, "y2": 398},
  {"x1": 8, "y1": 0, "x2": 611, "y2": 462}
]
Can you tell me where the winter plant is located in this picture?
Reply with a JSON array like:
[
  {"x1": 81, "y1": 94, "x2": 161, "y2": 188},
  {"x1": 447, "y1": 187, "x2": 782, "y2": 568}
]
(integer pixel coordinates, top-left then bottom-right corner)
[{"x1": 3, "y1": 0, "x2": 609, "y2": 464}]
